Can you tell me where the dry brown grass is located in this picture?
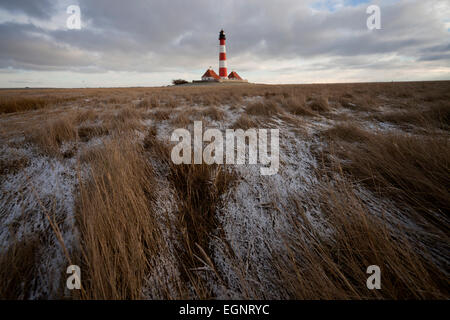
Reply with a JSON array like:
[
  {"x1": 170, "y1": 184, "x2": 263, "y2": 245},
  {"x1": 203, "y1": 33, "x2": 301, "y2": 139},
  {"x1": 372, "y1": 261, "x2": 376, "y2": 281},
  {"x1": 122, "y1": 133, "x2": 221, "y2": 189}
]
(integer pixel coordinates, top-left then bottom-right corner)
[
  {"x1": 25, "y1": 114, "x2": 78, "y2": 157},
  {"x1": 77, "y1": 124, "x2": 109, "y2": 142},
  {"x1": 1, "y1": 81, "x2": 449, "y2": 300},
  {"x1": 102, "y1": 106, "x2": 144, "y2": 133},
  {"x1": 0, "y1": 95, "x2": 77, "y2": 114},
  {"x1": 201, "y1": 94, "x2": 220, "y2": 107},
  {"x1": 0, "y1": 235, "x2": 41, "y2": 299},
  {"x1": 0, "y1": 154, "x2": 29, "y2": 176},
  {"x1": 164, "y1": 96, "x2": 178, "y2": 108},
  {"x1": 246, "y1": 100, "x2": 284, "y2": 116},
  {"x1": 323, "y1": 124, "x2": 450, "y2": 234},
  {"x1": 232, "y1": 113, "x2": 258, "y2": 130},
  {"x1": 374, "y1": 102, "x2": 450, "y2": 131},
  {"x1": 152, "y1": 109, "x2": 171, "y2": 121},
  {"x1": 281, "y1": 96, "x2": 317, "y2": 116},
  {"x1": 202, "y1": 106, "x2": 225, "y2": 121},
  {"x1": 337, "y1": 91, "x2": 376, "y2": 112},
  {"x1": 168, "y1": 163, "x2": 236, "y2": 298},
  {"x1": 142, "y1": 129, "x2": 238, "y2": 298},
  {"x1": 170, "y1": 112, "x2": 192, "y2": 127},
  {"x1": 0, "y1": 81, "x2": 447, "y2": 116},
  {"x1": 272, "y1": 173, "x2": 448, "y2": 299},
  {"x1": 75, "y1": 138, "x2": 161, "y2": 299},
  {"x1": 309, "y1": 95, "x2": 331, "y2": 112},
  {"x1": 76, "y1": 109, "x2": 98, "y2": 124},
  {"x1": 137, "y1": 96, "x2": 161, "y2": 109},
  {"x1": 23, "y1": 106, "x2": 143, "y2": 157},
  {"x1": 323, "y1": 123, "x2": 371, "y2": 142}
]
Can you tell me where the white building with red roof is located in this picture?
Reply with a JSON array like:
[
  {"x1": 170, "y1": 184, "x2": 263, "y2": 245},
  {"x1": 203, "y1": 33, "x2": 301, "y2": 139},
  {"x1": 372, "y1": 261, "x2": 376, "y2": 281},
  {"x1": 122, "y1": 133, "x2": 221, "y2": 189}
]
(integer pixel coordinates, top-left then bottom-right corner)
[
  {"x1": 228, "y1": 71, "x2": 243, "y2": 80},
  {"x1": 201, "y1": 67, "x2": 220, "y2": 81}
]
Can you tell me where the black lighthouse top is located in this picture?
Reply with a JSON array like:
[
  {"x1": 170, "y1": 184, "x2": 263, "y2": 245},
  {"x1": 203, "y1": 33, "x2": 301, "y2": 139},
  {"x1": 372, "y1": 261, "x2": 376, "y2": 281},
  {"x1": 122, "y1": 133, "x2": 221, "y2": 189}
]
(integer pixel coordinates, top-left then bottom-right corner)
[{"x1": 219, "y1": 29, "x2": 226, "y2": 40}]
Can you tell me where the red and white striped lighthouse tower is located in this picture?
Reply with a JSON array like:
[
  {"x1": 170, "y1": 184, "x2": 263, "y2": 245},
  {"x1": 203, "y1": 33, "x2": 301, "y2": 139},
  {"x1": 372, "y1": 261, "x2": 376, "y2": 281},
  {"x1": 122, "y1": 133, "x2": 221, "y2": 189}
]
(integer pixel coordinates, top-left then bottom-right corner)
[{"x1": 219, "y1": 29, "x2": 227, "y2": 79}]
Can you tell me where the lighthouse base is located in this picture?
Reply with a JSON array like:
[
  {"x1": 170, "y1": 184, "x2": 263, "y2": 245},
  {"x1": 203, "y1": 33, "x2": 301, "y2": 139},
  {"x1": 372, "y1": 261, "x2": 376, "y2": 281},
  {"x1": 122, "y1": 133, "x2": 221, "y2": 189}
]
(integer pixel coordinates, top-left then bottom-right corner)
[
  {"x1": 217, "y1": 79, "x2": 248, "y2": 83},
  {"x1": 193, "y1": 79, "x2": 248, "y2": 84}
]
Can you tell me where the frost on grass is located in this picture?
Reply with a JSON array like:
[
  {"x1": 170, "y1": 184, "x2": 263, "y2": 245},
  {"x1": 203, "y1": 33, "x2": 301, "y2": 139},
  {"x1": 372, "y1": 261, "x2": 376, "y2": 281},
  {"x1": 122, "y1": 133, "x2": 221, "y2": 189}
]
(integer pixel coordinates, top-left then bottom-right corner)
[
  {"x1": 1, "y1": 85, "x2": 448, "y2": 299},
  {"x1": 206, "y1": 109, "x2": 430, "y2": 298},
  {"x1": 209, "y1": 119, "x2": 323, "y2": 299},
  {"x1": 142, "y1": 152, "x2": 184, "y2": 299},
  {"x1": 0, "y1": 145, "x2": 78, "y2": 298}
]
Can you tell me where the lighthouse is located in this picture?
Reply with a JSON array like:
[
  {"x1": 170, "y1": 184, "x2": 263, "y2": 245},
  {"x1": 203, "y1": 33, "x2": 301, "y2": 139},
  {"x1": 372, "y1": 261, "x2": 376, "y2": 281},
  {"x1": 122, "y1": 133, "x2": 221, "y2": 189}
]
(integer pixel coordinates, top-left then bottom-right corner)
[
  {"x1": 195, "y1": 30, "x2": 247, "y2": 83},
  {"x1": 219, "y1": 29, "x2": 228, "y2": 79}
]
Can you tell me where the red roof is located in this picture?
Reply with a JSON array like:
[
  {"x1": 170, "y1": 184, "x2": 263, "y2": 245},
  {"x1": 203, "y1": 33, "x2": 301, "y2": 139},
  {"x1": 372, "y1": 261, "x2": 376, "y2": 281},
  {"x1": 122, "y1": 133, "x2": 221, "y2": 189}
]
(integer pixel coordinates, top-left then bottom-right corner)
[
  {"x1": 202, "y1": 68, "x2": 220, "y2": 80},
  {"x1": 228, "y1": 71, "x2": 243, "y2": 80}
]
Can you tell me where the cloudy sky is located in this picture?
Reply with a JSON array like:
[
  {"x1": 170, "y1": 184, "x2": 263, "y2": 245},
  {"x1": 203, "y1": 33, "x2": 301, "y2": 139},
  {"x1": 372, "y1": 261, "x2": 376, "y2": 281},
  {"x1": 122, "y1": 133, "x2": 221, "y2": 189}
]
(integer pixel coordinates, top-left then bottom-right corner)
[{"x1": 0, "y1": 0, "x2": 449, "y2": 87}]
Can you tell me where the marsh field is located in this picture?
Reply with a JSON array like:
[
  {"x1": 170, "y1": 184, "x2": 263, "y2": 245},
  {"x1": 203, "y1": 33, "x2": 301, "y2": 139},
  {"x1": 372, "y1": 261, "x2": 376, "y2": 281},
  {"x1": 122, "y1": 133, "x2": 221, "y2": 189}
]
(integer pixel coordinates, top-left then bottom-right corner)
[{"x1": 0, "y1": 81, "x2": 449, "y2": 299}]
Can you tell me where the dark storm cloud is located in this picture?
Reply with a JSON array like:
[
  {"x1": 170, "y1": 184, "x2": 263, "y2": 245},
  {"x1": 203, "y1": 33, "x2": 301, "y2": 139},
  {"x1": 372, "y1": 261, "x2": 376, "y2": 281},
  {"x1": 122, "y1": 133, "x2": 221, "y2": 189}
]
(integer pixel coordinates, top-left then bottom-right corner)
[
  {"x1": 0, "y1": 0, "x2": 448, "y2": 73},
  {"x1": 0, "y1": 0, "x2": 55, "y2": 18},
  {"x1": 0, "y1": 23, "x2": 98, "y2": 71}
]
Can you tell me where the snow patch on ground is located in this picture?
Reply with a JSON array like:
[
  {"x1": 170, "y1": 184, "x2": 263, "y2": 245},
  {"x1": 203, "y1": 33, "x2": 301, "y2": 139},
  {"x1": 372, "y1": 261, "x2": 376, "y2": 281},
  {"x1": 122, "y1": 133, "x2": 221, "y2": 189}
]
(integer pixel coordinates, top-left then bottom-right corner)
[
  {"x1": 209, "y1": 115, "x2": 323, "y2": 298},
  {"x1": 0, "y1": 146, "x2": 78, "y2": 298}
]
